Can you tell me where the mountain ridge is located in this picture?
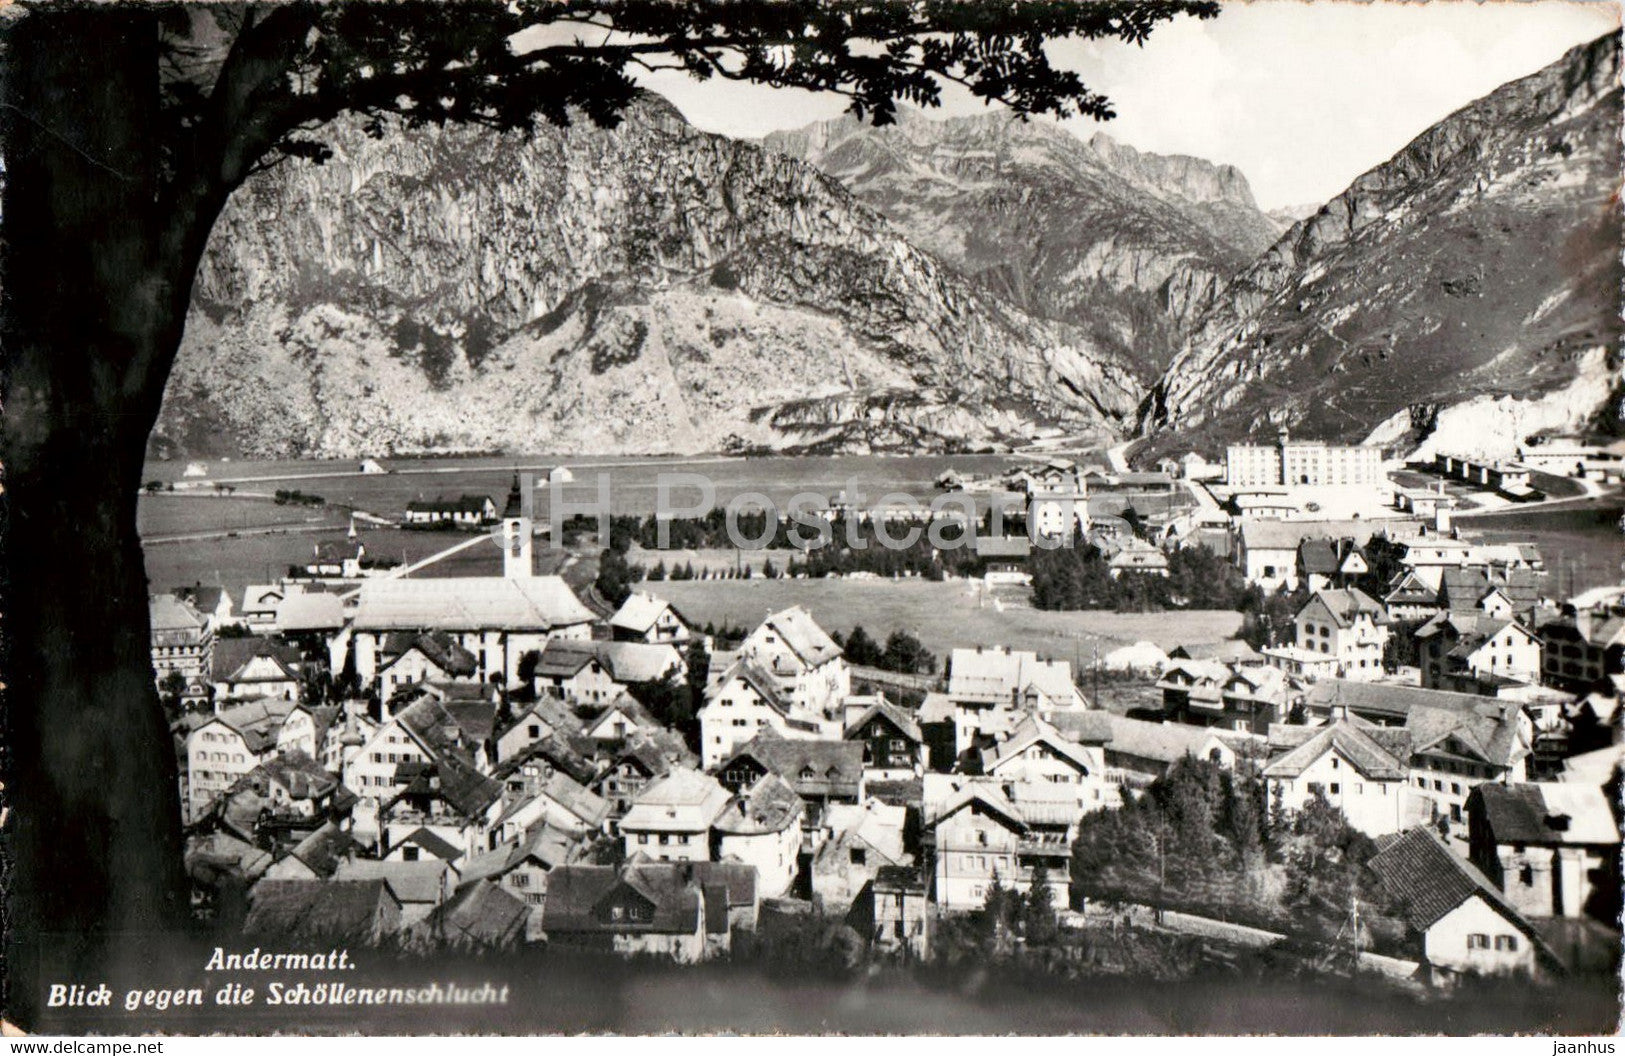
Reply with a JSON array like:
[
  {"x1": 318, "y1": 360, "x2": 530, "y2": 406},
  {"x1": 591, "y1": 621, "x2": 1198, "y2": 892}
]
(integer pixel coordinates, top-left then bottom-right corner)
[{"x1": 1139, "y1": 31, "x2": 1623, "y2": 459}]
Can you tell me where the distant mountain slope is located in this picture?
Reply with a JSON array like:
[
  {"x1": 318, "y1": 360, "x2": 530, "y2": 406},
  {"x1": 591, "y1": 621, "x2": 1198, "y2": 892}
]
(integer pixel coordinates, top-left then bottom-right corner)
[
  {"x1": 763, "y1": 110, "x2": 1282, "y2": 372},
  {"x1": 155, "y1": 96, "x2": 1141, "y2": 460},
  {"x1": 1141, "y1": 33, "x2": 1623, "y2": 458}
]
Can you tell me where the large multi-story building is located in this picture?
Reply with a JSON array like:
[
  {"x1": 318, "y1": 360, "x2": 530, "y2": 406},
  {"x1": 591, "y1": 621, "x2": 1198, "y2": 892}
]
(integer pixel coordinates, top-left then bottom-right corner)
[{"x1": 1226, "y1": 429, "x2": 1384, "y2": 488}]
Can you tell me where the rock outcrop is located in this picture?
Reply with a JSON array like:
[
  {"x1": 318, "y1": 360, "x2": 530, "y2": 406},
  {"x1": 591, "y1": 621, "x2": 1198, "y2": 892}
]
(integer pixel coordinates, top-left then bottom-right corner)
[
  {"x1": 1141, "y1": 32, "x2": 1623, "y2": 457},
  {"x1": 156, "y1": 95, "x2": 1141, "y2": 459}
]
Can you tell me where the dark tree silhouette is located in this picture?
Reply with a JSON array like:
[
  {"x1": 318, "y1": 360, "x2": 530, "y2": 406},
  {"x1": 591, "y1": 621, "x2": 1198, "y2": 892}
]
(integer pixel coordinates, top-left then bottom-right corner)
[{"x1": 0, "y1": 0, "x2": 1213, "y2": 1026}]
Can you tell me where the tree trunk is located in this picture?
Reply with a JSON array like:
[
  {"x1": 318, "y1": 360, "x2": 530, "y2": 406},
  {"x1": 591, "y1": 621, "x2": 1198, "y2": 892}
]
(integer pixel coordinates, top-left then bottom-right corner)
[{"x1": 2, "y1": 11, "x2": 191, "y2": 1029}]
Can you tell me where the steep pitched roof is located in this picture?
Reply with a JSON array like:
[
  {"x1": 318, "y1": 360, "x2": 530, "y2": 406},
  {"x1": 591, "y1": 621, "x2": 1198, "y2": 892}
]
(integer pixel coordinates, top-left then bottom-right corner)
[
  {"x1": 542, "y1": 863, "x2": 703, "y2": 936},
  {"x1": 333, "y1": 858, "x2": 449, "y2": 905},
  {"x1": 244, "y1": 879, "x2": 398, "y2": 943},
  {"x1": 1301, "y1": 588, "x2": 1386, "y2": 630},
  {"x1": 150, "y1": 593, "x2": 206, "y2": 633},
  {"x1": 609, "y1": 591, "x2": 687, "y2": 635},
  {"x1": 388, "y1": 826, "x2": 463, "y2": 863},
  {"x1": 1262, "y1": 720, "x2": 1409, "y2": 781},
  {"x1": 460, "y1": 820, "x2": 580, "y2": 885},
  {"x1": 211, "y1": 636, "x2": 302, "y2": 684},
  {"x1": 844, "y1": 701, "x2": 922, "y2": 744},
  {"x1": 621, "y1": 768, "x2": 732, "y2": 832},
  {"x1": 383, "y1": 632, "x2": 478, "y2": 679},
  {"x1": 726, "y1": 736, "x2": 864, "y2": 799},
  {"x1": 757, "y1": 606, "x2": 843, "y2": 667},
  {"x1": 712, "y1": 773, "x2": 804, "y2": 836},
  {"x1": 1369, "y1": 828, "x2": 1558, "y2": 969},
  {"x1": 353, "y1": 575, "x2": 593, "y2": 632},
  {"x1": 1406, "y1": 699, "x2": 1526, "y2": 770},
  {"x1": 1101, "y1": 713, "x2": 1233, "y2": 766},
  {"x1": 1473, "y1": 783, "x2": 1622, "y2": 847},
  {"x1": 1301, "y1": 679, "x2": 1494, "y2": 724},
  {"x1": 417, "y1": 879, "x2": 529, "y2": 949},
  {"x1": 981, "y1": 715, "x2": 1097, "y2": 776}
]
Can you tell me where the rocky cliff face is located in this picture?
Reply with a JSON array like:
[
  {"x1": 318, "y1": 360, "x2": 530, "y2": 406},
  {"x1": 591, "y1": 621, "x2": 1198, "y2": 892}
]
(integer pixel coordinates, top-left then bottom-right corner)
[
  {"x1": 156, "y1": 96, "x2": 1142, "y2": 459},
  {"x1": 762, "y1": 111, "x2": 1283, "y2": 372},
  {"x1": 1141, "y1": 33, "x2": 1623, "y2": 457}
]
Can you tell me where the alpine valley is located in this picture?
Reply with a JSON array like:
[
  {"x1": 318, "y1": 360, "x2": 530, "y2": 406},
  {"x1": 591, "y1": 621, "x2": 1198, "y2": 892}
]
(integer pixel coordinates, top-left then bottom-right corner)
[{"x1": 154, "y1": 32, "x2": 1622, "y2": 461}]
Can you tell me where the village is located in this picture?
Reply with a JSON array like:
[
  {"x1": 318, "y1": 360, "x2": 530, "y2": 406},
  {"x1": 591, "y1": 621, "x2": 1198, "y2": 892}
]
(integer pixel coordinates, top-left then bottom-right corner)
[{"x1": 152, "y1": 428, "x2": 1625, "y2": 992}]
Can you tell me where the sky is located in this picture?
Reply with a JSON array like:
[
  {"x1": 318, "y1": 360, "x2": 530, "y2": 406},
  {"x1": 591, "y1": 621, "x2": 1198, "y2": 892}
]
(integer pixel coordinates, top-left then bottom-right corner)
[{"x1": 633, "y1": 1, "x2": 1620, "y2": 211}]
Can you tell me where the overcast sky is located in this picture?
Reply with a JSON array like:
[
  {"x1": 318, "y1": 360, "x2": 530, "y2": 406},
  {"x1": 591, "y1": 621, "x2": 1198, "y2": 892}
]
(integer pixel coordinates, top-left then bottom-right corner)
[{"x1": 636, "y1": 1, "x2": 1619, "y2": 211}]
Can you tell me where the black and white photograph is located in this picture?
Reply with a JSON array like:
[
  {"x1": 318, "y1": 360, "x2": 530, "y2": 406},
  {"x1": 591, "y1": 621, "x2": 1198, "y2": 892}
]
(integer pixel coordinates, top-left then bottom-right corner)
[{"x1": 2, "y1": 0, "x2": 1623, "y2": 1038}]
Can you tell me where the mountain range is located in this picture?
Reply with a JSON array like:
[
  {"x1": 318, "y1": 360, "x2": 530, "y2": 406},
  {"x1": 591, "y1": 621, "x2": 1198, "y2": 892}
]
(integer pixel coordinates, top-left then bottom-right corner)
[{"x1": 153, "y1": 31, "x2": 1622, "y2": 462}]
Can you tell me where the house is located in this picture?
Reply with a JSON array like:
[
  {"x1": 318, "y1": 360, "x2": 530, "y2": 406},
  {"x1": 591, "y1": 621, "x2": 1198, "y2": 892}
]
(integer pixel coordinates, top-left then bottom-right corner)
[
  {"x1": 541, "y1": 860, "x2": 752, "y2": 962},
  {"x1": 403, "y1": 494, "x2": 498, "y2": 528},
  {"x1": 376, "y1": 632, "x2": 479, "y2": 697},
  {"x1": 811, "y1": 799, "x2": 910, "y2": 911},
  {"x1": 210, "y1": 636, "x2": 304, "y2": 704},
  {"x1": 244, "y1": 879, "x2": 403, "y2": 945},
  {"x1": 253, "y1": 823, "x2": 344, "y2": 883},
  {"x1": 698, "y1": 656, "x2": 836, "y2": 769},
  {"x1": 1369, "y1": 827, "x2": 1559, "y2": 980},
  {"x1": 332, "y1": 858, "x2": 455, "y2": 925},
  {"x1": 1157, "y1": 659, "x2": 1293, "y2": 735},
  {"x1": 1467, "y1": 783, "x2": 1622, "y2": 923},
  {"x1": 1234, "y1": 520, "x2": 1378, "y2": 591},
  {"x1": 275, "y1": 590, "x2": 347, "y2": 639},
  {"x1": 173, "y1": 584, "x2": 236, "y2": 631},
  {"x1": 1262, "y1": 719, "x2": 1411, "y2": 836},
  {"x1": 1025, "y1": 466, "x2": 1089, "y2": 540},
  {"x1": 844, "y1": 701, "x2": 924, "y2": 780},
  {"x1": 384, "y1": 826, "x2": 466, "y2": 868},
  {"x1": 1404, "y1": 698, "x2": 1532, "y2": 832},
  {"x1": 608, "y1": 591, "x2": 693, "y2": 644},
  {"x1": 185, "y1": 699, "x2": 297, "y2": 822},
  {"x1": 534, "y1": 639, "x2": 685, "y2": 705},
  {"x1": 1099, "y1": 713, "x2": 1240, "y2": 789},
  {"x1": 594, "y1": 740, "x2": 677, "y2": 820},
  {"x1": 275, "y1": 703, "x2": 339, "y2": 760},
  {"x1": 150, "y1": 593, "x2": 213, "y2": 685},
  {"x1": 458, "y1": 820, "x2": 581, "y2": 935},
  {"x1": 717, "y1": 737, "x2": 864, "y2": 828},
  {"x1": 923, "y1": 777, "x2": 1063, "y2": 910},
  {"x1": 494, "y1": 697, "x2": 579, "y2": 764},
  {"x1": 489, "y1": 768, "x2": 610, "y2": 844},
  {"x1": 712, "y1": 773, "x2": 805, "y2": 898},
  {"x1": 376, "y1": 753, "x2": 504, "y2": 862},
  {"x1": 239, "y1": 584, "x2": 287, "y2": 632},
  {"x1": 735, "y1": 606, "x2": 851, "y2": 724},
  {"x1": 1108, "y1": 542, "x2": 1170, "y2": 579},
  {"x1": 305, "y1": 538, "x2": 366, "y2": 579},
  {"x1": 974, "y1": 534, "x2": 1032, "y2": 585},
  {"x1": 1539, "y1": 607, "x2": 1625, "y2": 690},
  {"x1": 620, "y1": 768, "x2": 731, "y2": 863},
  {"x1": 932, "y1": 646, "x2": 1089, "y2": 760},
  {"x1": 859, "y1": 865, "x2": 932, "y2": 959},
  {"x1": 413, "y1": 879, "x2": 530, "y2": 951},
  {"x1": 1288, "y1": 588, "x2": 1390, "y2": 682},
  {"x1": 1297, "y1": 538, "x2": 1368, "y2": 592},
  {"x1": 350, "y1": 574, "x2": 594, "y2": 687},
  {"x1": 1396, "y1": 535, "x2": 1484, "y2": 592},
  {"x1": 1415, "y1": 611, "x2": 1541, "y2": 690},
  {"x1": 979, "y1": 715, "x2": 1111, "y2": 823},
  {"x1": 1384, "y1": 570, "x2": 1442, "y2": 623}
]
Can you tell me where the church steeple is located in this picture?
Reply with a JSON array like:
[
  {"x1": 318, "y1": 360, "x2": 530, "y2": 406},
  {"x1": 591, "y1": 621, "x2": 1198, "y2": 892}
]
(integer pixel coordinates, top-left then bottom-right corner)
[{"x1": 501, "y1": 472, "x2": 532, "y2": 579}]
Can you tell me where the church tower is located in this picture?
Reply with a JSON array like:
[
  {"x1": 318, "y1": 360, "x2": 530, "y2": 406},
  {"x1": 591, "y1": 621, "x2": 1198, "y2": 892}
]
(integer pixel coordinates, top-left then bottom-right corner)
[{"x1": 501, "y1": 473, "x2": 533, "y2": 579}]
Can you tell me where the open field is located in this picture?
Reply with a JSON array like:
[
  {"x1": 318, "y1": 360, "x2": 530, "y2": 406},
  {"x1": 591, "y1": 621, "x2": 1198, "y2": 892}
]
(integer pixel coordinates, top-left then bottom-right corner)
[
  {"x1": 142, "y1": 452, "x2": 1050, "y2": 522},
  {"x1": 651, "y1": 577, "x2": 1243, "y2": 662}
]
